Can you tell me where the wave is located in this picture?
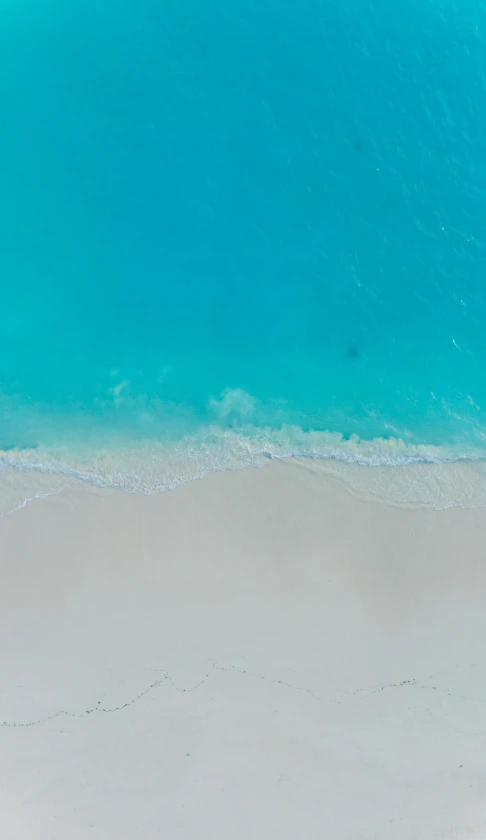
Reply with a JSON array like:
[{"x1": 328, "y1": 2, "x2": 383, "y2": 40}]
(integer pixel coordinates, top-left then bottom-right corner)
[{"x1": 2, "y1": 422, "x2": 486, "y2": 515}]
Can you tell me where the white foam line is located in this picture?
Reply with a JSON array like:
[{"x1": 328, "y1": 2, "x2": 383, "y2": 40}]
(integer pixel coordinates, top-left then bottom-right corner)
[{"x1": 0, "y1": 424, "x2": 485, "y2": 515}]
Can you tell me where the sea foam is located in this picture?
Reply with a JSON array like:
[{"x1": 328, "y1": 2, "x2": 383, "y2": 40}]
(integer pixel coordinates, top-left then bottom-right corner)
[{"x1": 2, "y1": 422, "x2": 486, "y2": 516}]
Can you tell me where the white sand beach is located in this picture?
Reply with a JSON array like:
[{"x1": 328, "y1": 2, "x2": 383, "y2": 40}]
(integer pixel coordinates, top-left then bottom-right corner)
[{"x1": 1, "y1": 459, "x2": 486, "y2": 839}]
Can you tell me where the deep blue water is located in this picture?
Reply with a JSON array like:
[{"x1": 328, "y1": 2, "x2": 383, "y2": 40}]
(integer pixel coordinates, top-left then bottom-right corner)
[{"x1": 1, "y1": 0, "x2": 486, "y2": 506}]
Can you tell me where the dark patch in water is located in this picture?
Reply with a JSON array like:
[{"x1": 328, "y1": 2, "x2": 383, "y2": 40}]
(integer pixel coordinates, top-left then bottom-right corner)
[
  {"x1": 352, "y1": 139, "x2": 363, "y2": 153},
  {"x1": 381, "y1": 197, "x2": 394, "y2": 213},
  {"x1": 348, "y1": 343, "x2": 359, "y2": 359},
  {"x1": 0, "y1": 442, "x2": 39, "y2": 451}
]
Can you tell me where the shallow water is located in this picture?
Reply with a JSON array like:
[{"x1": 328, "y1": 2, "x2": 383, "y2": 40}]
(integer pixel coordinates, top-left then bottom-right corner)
[{"x1": 1, "y1": 0, "x2": 486, "y2": 511}]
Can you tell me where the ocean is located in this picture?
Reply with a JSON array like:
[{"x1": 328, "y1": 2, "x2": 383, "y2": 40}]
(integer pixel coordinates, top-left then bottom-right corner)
[{"x1": 1, "y1": 0, "x2": 486, "y2": 512}]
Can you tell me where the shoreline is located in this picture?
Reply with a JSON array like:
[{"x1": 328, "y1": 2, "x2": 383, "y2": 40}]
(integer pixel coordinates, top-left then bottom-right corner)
[
  {"x1": 1, "y1": 458, "x2": 486, "y2": 837},
  {"x1": 2, "y1": 417, "x2": 486, "y2": 517},
  {"x1": 3, "y1": 446, "x2": 486, "y2": 516}
]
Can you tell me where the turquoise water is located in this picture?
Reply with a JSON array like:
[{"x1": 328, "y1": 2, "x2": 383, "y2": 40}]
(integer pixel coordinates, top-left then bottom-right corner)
[{"x1": 1, "y1": 0, "x2": 486, "y2": 510}]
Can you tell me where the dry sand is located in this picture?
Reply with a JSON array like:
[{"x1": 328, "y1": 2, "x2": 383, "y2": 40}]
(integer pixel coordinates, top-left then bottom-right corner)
[{"x1": 1, "y1": 458, "x2": 486, "y2": 839}]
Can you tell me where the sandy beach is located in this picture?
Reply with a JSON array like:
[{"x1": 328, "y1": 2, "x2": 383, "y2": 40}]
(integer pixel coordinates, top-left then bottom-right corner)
[{"x1": 1, "y1": 458, "x2": 486, "y2": 839}]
